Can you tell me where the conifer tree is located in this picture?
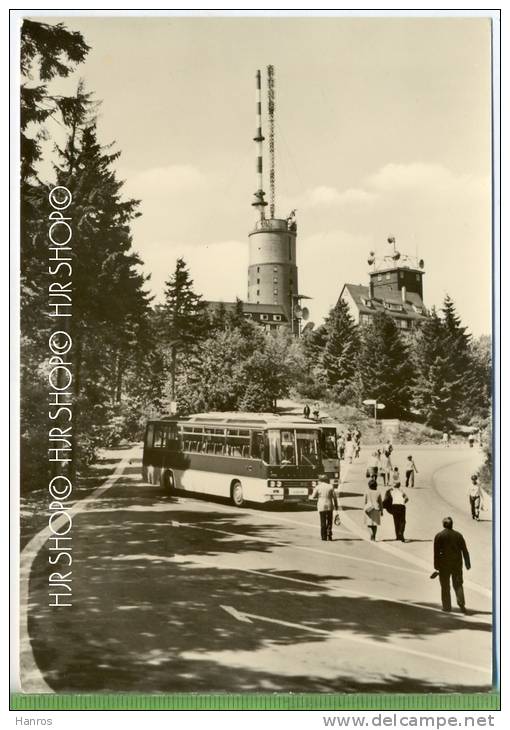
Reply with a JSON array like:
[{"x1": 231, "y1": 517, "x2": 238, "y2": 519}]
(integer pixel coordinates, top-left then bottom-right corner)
[
  {"x1": 321, "y1": 298, "x2": 359, "y2": 396},
  {"x1": 52, "y1": 115, "x2": 152, "y2": 472},
  {"x1": 441, "y1": 295, "x2": 473, "y2": 419},
  {"x1": 358, "y1": 311, "x2": 414, "y2": 418},
  {"x1": 161, "y1": 258, "x2": 208, "y2": 400},
  {"x1": 411, "y1": 308, "x2": 462, "y2": 428}
]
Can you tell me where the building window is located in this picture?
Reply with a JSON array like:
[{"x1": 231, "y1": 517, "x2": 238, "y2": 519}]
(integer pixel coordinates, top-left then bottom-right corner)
[
  {"x1": 289, "y1": 240, "x2": 292, "y2": 260},
  {"x1": 360, "y1": 314, "x2": 371, "y2": 325},
  {"x1": 273, "y1": 289, "x2": 278, "y2": 296},
  {"x1": 257, "y1": 278, "x2": 260, "y2": 284},
  {"x1": 260, "y1": 314, "x2": 269, "y2": 321},
  {"x1": 386, "y1": 273, "x2": 390, "y2": 280},
  {"x1": 416, "y1": 274, "x2": 420, "y2": 281},
  {"x1": 399, "y1": 271, "x2": 404, "y2": 279},
  {"x1": 273, "y1": 277, "x2": 278, "y2": 284},
  {"x1": 273, "y1": 267, "x2": 278, "y2": 273},
  {"x1": 257, "y1": 266, "x2": 260, "y2": 273},
  {"x1": 274, "y1": 315, "x2": 282, "y2": 322},
  {"x1": 377, "y1": 275, "x2": 382, "y2": 281},
  {"x1": 256, "y1": 289, "x2": 260, "y2": 296},
  {"x1": 398, "y1": 319, "x2": 408, "y2": 329}
]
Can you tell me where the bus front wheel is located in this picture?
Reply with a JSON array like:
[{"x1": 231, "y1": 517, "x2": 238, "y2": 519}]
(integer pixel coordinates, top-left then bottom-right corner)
[{"x1": 231, "y1": 480, "x2": 244, "y2": 507}]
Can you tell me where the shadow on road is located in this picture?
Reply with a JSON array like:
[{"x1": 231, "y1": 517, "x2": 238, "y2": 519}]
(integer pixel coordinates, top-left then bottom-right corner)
[{"x1": 27, "y1": 480, "x2": 492, "y2": 694}]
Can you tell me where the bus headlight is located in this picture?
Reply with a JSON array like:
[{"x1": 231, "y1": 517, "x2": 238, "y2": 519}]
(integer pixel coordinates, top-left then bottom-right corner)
[
  {"x1": 276, "y1": 480, "x2": 282, "y2": 487},
  {"x1": 334, "y1": 473, "x2": 339, "y2": 478},
  {"x1": 269, "y1": 480, "x2": 275, "y2": 487}
]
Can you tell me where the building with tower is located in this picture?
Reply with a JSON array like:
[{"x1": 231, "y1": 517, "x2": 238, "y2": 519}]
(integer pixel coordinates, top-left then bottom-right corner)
[
  {"x1": 340, "y1": 237, "x2": 428, "y2": 331},
  {"x1": 247, "y1": 66, "x2": 308, "y2": 334},
  {"x1": 207, "y1": 66, "x2": 308, "y2": 335}
]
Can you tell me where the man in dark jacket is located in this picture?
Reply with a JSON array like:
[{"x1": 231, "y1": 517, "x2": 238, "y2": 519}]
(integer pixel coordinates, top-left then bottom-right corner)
[{"x1": 433, "y1": 516, "x2": 471, "y2": 613}]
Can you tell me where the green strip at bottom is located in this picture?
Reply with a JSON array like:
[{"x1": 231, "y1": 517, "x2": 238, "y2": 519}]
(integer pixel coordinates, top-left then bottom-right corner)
[{"x1": 10, "y1": 692, "x2": 500, "y2": 712}]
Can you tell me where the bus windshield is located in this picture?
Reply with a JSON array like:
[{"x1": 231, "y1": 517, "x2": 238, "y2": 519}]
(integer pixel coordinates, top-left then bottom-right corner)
[{"x1": 267, "y1": 429, "x2": 320, "y2": 466}]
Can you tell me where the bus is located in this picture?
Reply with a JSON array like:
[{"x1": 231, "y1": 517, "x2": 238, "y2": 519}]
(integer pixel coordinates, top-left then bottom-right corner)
[{"x1": 142, "y1": 412, "x2": 324, "y2": 506}]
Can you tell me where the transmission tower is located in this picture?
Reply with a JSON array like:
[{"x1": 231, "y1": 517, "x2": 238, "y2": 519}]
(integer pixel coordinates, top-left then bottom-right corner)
[{"x1": 267, "y1": 64, "x2": 276, "y2": 219}]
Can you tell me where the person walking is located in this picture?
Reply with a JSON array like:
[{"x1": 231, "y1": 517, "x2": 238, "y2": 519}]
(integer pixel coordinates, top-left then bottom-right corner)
[
  {"x1": 313, "y1": 402, "x2": 320, "y2": 421},
  {"x1": 405, "y1": 455, "x2": 418, "y2": 487},
  {"x1": 468, "y1": 473, "x2": 483, "y2": 520},
  {"x1": 375, "y1": 449, "x2": 385, "y2": 486},
  {"x1": 442, "y1": 430, "x2": 450, "y2": 448},
  {"x1": 364, "y1": 477, "x2": 383, "y2": 541},
  {"x1": 433, "y1": 516, "x2": 471, "y2": 613},
  {"x1": 310, "y1": 474, "x2": 339, "y2": 541},
  {"x1": 303, "y1": 403, "x2": 310, "y2": 419},
  {"x1": 344, "y1": 437, "x2": 354, "y2": 464},
  {"x1": 468, "y1": 433, "x2": 475, "y2": 449},
  {"x1": 382, "y1": 446, "x2": 393, "y2": 486},
  {"x1": 337, "y1": 433, "x2": 345, "y2": 461},
  {"x1": 388, "y1": 481, "x2": 408, "y2": 542}
]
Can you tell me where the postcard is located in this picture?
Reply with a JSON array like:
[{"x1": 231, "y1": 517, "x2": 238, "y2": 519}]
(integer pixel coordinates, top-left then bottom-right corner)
[{"x1": 12, "y1": 10, "x2": 499, "y2": 712}]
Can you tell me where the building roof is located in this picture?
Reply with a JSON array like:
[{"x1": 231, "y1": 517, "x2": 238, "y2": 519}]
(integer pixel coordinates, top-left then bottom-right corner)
[
  {"x1": 206, "y1": 301, "x2": 288, "y2": 320},
  {"x1": 341, "y1": 284, "x2": 428, "y2": 321}
]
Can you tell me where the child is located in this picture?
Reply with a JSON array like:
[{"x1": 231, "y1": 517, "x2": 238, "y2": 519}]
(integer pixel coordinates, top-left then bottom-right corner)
[
  {"x1": 391, "y1": 466, "x2": 400, "y2": 485},
  {"x1": 405, "y1": 455, "x2": 418, "y2": 487}
]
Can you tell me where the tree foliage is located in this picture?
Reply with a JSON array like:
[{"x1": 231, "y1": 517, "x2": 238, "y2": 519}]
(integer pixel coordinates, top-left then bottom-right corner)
[{"x1": 357, "y1": 311, "x2": 414, "y2": 418}]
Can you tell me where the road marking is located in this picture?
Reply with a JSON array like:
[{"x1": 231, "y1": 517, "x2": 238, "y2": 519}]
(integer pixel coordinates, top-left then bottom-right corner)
[
  {"x1": 19, "y1": 450, "x2": 136, "y2": 693},
  {"x1": 220, "y1": 604, "x2": 253, "y2": 623},
  {"x1": 219, "y1": 605, "x2": 491, "y2": 677},
  {"x1": 338, "y1": 460, "x2": 492, "y2": 598}
]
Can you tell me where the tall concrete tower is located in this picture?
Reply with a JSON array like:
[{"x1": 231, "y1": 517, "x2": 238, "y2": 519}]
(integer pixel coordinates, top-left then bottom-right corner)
[{"x1": 247, "y1": 67, "x2": 300, "y2": 332}]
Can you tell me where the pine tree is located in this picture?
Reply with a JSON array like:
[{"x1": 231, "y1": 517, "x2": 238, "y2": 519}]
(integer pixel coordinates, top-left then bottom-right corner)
[
  {"x1": 20, "y1": 19, "x2": 90, "y2": 183},
  {"x1": 51, "y1": 118, "x2": 152, "y2": 473},
  {"x1": 321, "y1": 298, "x2": 360, "y2": 397},
  {"x1": 411, "y1": 308, "x2": 463, "y2": 428},
  {"x1": 161, "y1": 258, "x2": 208, "y2": 401},
  {"x1": 358, "y1": 311, "x2": 414, "y2": 418},
  {"x1": 441, "y1": 295, "x2": 473, "y2": 420}
]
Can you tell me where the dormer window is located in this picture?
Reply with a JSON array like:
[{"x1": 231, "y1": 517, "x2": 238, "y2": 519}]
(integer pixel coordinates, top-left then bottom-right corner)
[{"x1": 260, "y1": 314, "x2": 269, "y2": 321}]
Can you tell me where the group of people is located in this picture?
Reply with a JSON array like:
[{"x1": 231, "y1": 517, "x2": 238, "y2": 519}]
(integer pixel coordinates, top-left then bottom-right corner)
[
  {"x1": 366, "y1": 442, "x2": 418, "y2": 490},
  {"x1": 303, "y1": 403, "x2": 321, "y2": 421},
  {"x1": 364, "y1": 474, "x2": 410, "y2": 542},
  {"x1": 337, "y1": 428, "x2": 362, "y2": 464},
  {"x1": 310, "y1": 470, "x2": 475, "y2": 614}
]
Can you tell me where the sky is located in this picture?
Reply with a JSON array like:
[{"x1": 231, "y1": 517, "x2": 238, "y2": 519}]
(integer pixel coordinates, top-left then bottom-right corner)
[{"x1": 34, "y1": 14, "x2": 493, "y2": 335}]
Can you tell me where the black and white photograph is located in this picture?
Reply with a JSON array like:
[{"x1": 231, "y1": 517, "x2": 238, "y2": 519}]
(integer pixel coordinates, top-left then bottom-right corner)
[{"x1": 13, "y1": 10, "x2": 498, "y2": 704}]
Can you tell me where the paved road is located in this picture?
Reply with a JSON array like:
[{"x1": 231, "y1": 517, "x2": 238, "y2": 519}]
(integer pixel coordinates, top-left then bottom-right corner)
[{"x1": 23, "y1": 444, "x2": 493, "y2": 694}]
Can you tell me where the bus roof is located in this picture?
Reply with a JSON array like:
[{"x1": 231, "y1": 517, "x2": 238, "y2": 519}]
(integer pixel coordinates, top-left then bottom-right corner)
[{"x1": 151, "y1": 412, "x2": 322, "y2": 430}]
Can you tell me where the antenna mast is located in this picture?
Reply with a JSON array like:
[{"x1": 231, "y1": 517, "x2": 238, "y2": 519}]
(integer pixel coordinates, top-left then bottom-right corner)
[
  {"x1": 252, "y1": 69, "x2": 267, "y2": 221},
  {"x1": 267, "y1": 64, "x2": 276, "y2": 219}
]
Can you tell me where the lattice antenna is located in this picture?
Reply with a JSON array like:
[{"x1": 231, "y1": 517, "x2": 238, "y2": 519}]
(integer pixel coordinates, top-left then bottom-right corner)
[
  {"x1": 267, "y1": 65, "x2": 276, "y2": 218},
  {"x1": 252, "y1": 70, "x2": 267, "y2": 220}
]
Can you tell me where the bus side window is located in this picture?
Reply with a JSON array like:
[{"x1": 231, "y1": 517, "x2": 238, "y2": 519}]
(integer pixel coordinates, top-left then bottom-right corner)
[{"x1": 250, "y1": 431, "x2": 264, "y2": 459}]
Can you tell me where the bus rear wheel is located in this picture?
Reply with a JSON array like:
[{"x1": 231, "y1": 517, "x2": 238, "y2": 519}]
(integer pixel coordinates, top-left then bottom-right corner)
[
  {"x1": 231, "y1": 480, "x2": 244, "y2": 507},
  {"x1": 162, "y1": 470, "x2": 175, "y2": 492}
]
